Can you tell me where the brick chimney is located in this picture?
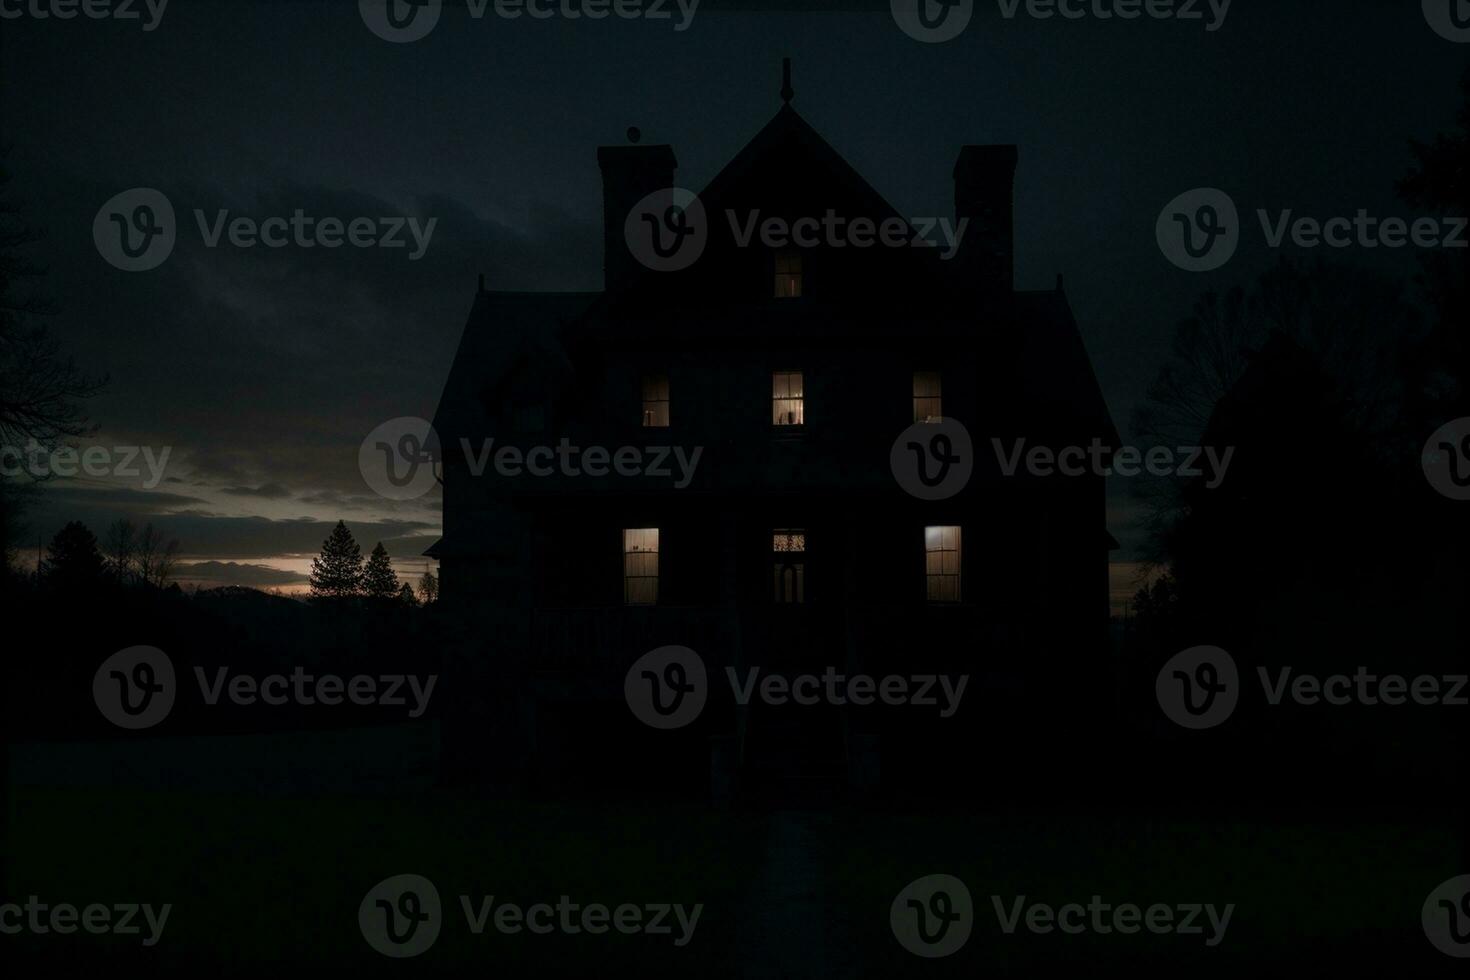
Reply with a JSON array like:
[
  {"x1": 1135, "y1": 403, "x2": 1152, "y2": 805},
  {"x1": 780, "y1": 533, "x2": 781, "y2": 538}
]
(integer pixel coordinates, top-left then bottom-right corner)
[
  {"x1": 598, "y1": 142, "x2": 677, "y2": 292},
  {"x1": 953, "y1": 145, "x2": 1018, "y2": 294}
]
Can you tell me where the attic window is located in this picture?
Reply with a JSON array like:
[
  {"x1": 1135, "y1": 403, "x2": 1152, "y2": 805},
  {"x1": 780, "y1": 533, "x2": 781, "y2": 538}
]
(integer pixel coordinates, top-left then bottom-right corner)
[
  {"x1": 642, "y1": 373, "x2": 670, "y2": 428},
  {"x1": 772, "y1": 370, "x2": 804, "y2": 426},
  {"x1": 774, "y1": 250, "x2": 803, "y2": 299},
  {"x1": 913, "y1": 370, "x2": 942, "y2": 422}
]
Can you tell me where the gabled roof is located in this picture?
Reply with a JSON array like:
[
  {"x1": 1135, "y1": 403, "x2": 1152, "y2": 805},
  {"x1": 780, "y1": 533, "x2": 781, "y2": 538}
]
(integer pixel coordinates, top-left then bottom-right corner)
[
  {"x1": 431, "y1": 290, "x2": 596, "y2": 440},
  {"x1": 697, "y1": 103, "x2": 911, "y2": 228},
  {"x1": 1011, "y1": 288, "x2": 1121, "y2": 450}
]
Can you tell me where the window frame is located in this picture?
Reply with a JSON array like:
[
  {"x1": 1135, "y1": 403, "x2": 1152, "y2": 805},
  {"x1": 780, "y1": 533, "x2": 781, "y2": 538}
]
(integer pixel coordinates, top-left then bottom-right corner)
[
  {"x1": 772, "y1": 529, "x2": 807, "y2": 604},
  {"x1": 913, "y1": 370, "x2": 943, "y2": 423},
  {"x1": 622, "y1": 527, "x2": 660, "y2": 605},
  {"x1": 771, "y1": 369, "x2": 805, "y2": 428},
  {"x1": 924, "y1": 525, "x2": 962, "y2": 603},
  {"x1": 774, "y1": 249, "x2": 803, "y2": 299},
  {"x1": 641, "y1": 372, "x2": 670, "y2": 429}
]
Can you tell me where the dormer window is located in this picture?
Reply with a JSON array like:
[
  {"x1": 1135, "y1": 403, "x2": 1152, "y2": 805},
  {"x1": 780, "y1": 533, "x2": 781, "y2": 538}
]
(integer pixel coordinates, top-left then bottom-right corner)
[
  {"x1": 913, "y1": 370, "x2": 942, "y2": 422},
  {"x1": 642, "y1": 373, "x2": 670, "y2": 428},
  {"x1": 772, "y1": 370, "x2": 804, "y2": 426},
  {"x1": 774, "y1": 250, "x2": 803, "y2": 298}
]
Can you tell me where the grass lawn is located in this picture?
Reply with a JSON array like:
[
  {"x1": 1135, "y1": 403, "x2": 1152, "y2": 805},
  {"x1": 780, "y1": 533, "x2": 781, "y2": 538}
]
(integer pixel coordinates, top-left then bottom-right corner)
[{"x1": 2, "y1": 788, "x2": 1461, "y2": 975}]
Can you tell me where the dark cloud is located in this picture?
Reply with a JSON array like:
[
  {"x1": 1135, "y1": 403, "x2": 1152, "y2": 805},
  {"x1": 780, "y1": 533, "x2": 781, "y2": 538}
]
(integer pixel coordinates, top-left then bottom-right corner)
[
  {"x1": 174, "y1": 561, "x2": 309, "y2": 588},
  {"x1": 220, "y1": 483, "x2": 293, "y2": 499}
]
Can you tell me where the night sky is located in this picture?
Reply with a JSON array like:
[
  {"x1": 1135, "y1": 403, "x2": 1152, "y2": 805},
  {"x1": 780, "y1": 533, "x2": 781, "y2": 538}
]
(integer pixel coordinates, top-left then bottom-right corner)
[{"x1": 3, "y1": 0, "x2": 1465, "y2": 595}]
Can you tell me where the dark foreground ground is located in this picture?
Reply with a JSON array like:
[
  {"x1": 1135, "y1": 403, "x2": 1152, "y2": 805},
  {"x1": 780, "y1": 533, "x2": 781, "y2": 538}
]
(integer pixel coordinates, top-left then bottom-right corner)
[{"x1": 2, "y1": 770, "x2": 1462, "y2": 976}]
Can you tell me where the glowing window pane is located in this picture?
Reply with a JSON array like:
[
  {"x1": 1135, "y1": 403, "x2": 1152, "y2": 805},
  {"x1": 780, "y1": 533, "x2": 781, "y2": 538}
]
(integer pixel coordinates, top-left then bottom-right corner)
[
  {"x1": 924, "y1": 525, "x2": 961, "y2": 603},
  {"x1": 623, "y1": 528, "x2": 659, "y2": 605}
]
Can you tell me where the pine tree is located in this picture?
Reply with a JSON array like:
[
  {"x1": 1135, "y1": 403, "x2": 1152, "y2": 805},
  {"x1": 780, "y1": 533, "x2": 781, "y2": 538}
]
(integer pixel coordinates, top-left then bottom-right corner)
[
  {"x1": 418, "y1": 568, "x2": 439, "y2": 605},
  {"x1": 43, "y1": 520, "x2": 105, "y2": 590},
  {"x1": 308, "y1": 520, "x2": 363, "y2": 600},
  {"x1": 396, "y1": 582, "x2": 419, "y2": 606},
  {"x1": 362, "y1": 542, "x2": 399, "y2": 601}
]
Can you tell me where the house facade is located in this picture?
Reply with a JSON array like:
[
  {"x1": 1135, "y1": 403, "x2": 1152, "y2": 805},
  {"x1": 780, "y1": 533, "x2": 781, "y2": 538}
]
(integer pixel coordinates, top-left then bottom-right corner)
[{"x1": 429, "y1": 73, "x2": 1118, "y2": 796}]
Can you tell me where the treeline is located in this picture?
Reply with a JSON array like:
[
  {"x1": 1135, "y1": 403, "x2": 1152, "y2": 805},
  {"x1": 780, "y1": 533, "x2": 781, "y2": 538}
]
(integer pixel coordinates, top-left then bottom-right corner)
[{"x1": 308, "y1": 519, "x2": 438, "y2": 606}]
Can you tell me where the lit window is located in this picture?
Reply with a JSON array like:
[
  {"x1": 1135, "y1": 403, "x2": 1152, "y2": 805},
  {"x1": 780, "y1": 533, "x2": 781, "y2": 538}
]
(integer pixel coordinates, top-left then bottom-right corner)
[
  {"x1": 774, "y1": 251, "x2": 803, "y2": 298},
  {"x1": 925, "y1": 526, "x2": 961, "y2": 602},
  {"x1": 642, "y1": 373, "x2": 670, "y2": 428},
  {"x1": 772, "y1": 370, "x2": 804, "y2": 426},
  {"x1": 773, "y1": 529, "x2": 805, "y2": 604},
  {"x1": 623, "y1": 528, "x2": 659, "y2": 605},
  {"x1": 913, "y1": 370, "x2": 942, "y2": 422}
]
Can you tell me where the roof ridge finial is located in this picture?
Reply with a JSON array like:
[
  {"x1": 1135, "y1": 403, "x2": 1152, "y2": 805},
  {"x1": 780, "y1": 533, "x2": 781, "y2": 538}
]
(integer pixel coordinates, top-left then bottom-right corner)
[{"x1": 781, "y1": 57, "x2": 793, "y2": 104}]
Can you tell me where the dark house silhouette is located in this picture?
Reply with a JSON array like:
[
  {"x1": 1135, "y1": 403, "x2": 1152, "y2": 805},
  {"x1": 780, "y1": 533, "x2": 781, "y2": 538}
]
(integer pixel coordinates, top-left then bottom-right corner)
[{"x1": 429, "y1": 68, "x2": 1118, "y2": 796}]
